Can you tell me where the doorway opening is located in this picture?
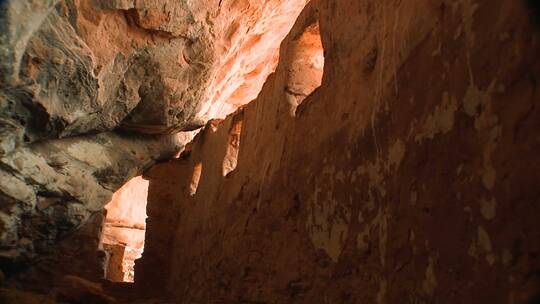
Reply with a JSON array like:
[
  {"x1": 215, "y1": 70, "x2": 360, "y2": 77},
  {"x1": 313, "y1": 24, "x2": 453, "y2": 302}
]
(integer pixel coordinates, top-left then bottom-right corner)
[
  {"x1": 101, "y1": 176, "x2": 148, "y2": 282},
  {"x1": 285, "y1": 21, "x2": 324, "y2": 116}
]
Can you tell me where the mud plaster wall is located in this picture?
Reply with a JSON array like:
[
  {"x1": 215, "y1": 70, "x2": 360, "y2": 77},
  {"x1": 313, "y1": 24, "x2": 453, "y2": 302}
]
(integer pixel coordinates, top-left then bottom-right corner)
[{"x1": 141, "y1": 0, "x2": 540, "y2": 303}]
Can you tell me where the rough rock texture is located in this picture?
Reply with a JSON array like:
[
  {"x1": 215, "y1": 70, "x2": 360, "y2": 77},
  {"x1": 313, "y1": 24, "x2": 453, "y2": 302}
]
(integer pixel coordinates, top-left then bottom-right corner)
[
  {"x1": 0, "y1": 0, "x2": 308, "y2": 270},
  {"x1": 0, "y1": 130, "x2": 184, "y2": 268},
  {"x1": 7, "y1": 210, "x2": 108, "y2": 292},
  {"x1": 140, "y1": 0, "x2": 540, "y2": 302},
  {"x1": 1, "y1": 0, "x2": 308, "y2": 134}
]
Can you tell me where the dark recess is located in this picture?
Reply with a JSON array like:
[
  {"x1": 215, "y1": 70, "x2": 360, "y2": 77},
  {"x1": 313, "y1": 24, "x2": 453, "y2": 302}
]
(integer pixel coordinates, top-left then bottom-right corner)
[{"x1": 527, "y1": 0, "x2": 540, "y2": 23}]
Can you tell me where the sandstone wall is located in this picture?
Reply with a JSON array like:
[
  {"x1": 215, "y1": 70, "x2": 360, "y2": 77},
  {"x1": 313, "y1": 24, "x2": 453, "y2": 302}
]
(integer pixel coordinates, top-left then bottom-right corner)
[
  {"x1": 141, "y1": 0, "x2": 540, "y2": 302},
  {"x1": 0, "y1": 0, "x2": 307, "y2": 271}
]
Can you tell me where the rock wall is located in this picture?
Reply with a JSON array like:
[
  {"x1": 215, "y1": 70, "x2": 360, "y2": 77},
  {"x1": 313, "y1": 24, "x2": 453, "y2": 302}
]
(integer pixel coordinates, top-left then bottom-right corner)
[
  {"x1": 141, "y1": 0, "x2": 540, "y2": 302},
  {"x1": 0, "y1": 0, "x2": 308, "y2": 271}
]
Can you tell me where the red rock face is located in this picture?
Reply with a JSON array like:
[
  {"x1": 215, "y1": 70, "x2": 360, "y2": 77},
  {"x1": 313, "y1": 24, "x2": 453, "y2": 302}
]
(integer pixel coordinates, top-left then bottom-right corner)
[
  {"x1": 140, "y1": 0, "x2": 540, "y2": 303},
  {"x1": 0, "y1": 0, "x2": 309, "y2": 268},
  {"x1": 69, "y1": 0, "x2": 311, "y2": 131}
]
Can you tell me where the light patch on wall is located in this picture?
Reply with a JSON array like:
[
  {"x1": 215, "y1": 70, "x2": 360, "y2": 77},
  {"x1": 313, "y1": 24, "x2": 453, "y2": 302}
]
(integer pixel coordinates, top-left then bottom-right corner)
[
  {"x1": 422, "y1": 256, "x2": 438, "y2": 296},
  {"x1": 463, "y1": 81, "x2": 500, "y2": 190},
  {"x1": 387, "y1": 139, "x2": 406, "y2": 170},
  {"x1": 190, "y1": 162, "x2": 203, "y2": 196},
  {"x1": 463, "y1": 85, "x2": 488, "y2": 117},
  {"x1": 306, "y1": 179, "x2": 351, "y2": 262},
  {"x1": 357, "y1": 161, "x2": 386, "y2": 197},
  {"x1": 478, "y1": 225, "x2": 496, "y2": 265},
  {"x1": 480, "y1": 197, "x2": 496, "y2": 220},
  {"x1": 468, "y1": 225, "x2": 497, "y2": 266},
  {"x1": 222, "y1": 115, "x2": 243, "y2": 176},
  {"x1": 414, "y1": 92, "x2": 458, "y2": 142}
]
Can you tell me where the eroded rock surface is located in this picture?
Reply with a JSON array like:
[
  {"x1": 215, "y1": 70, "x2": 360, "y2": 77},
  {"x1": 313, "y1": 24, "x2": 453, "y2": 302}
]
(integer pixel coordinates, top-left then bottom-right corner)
[
  {"x1": 1, "y1": 0, "x2": 308, "y2": 136},
  {"x1": 1, "y1": 0, "x2": 540, "y2": 302},
  {"x1": 139, "y1": 0, "x2": 540, "y2": 302},
  {"x1": 0, "y1": 0, "x2": 308, "y2": 273}
]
